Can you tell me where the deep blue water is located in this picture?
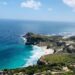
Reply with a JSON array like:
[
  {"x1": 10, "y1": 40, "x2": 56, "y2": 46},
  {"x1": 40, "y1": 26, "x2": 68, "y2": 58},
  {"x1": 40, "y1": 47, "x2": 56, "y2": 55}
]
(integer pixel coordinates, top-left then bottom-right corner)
[{"x1": 0, "y1": 20, "x2": 75, "y2": 69}]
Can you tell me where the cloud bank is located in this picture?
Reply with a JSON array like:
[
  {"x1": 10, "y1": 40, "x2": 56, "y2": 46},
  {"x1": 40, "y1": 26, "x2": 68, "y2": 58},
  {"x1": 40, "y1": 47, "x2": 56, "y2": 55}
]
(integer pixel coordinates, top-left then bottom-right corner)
[
  {"x1": 21, "y1": 0, "x2": 42, "y2": 10},
  {"x1": 63, "y1": 0, "x2": 75, "y2": 10}
]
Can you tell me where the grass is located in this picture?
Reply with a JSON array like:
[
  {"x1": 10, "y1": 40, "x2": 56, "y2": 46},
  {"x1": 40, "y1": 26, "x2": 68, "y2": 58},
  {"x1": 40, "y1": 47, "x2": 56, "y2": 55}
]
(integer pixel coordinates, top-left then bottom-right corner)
[{"x1": 42, "y1": 53, "x2": 75, "y2": 65}]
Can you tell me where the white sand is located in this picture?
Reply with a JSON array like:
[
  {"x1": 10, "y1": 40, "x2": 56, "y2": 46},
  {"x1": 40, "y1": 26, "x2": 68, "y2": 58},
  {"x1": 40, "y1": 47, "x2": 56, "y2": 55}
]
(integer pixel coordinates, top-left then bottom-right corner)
[{"x1": 40, "y1": 46, "x2": 54, "y2": 55}]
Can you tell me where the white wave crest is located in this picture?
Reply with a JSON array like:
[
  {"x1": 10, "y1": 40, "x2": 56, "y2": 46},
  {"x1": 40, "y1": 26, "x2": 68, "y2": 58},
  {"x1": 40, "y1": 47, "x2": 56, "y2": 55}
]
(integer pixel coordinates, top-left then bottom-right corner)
[{"x1": 23, "y1": 45, "x2": 54, "y2": 67}]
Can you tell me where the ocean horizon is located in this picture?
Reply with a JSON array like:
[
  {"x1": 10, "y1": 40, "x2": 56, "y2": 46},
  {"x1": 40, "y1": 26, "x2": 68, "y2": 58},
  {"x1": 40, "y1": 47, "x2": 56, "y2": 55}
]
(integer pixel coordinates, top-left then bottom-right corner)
[{"x1": 0, "y1": 20, "x2": 75, "y2": 70}]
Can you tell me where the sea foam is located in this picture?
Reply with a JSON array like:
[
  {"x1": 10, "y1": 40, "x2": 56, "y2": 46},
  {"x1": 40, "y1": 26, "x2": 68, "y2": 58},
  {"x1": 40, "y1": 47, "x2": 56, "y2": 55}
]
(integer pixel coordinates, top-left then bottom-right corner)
[{"x1": 23, "y1": 45, "x2": 54, "y2": 67}]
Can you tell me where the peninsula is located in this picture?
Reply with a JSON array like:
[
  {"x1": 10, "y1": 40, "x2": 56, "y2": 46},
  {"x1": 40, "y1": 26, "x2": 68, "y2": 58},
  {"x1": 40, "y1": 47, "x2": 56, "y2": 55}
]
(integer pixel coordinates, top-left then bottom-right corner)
[
  {"x1": 1, "y1": 32, "x2": 75, "y2": 75},
  {"x1": 23, "y1": 32, "x2": 75, "y2": 53}
]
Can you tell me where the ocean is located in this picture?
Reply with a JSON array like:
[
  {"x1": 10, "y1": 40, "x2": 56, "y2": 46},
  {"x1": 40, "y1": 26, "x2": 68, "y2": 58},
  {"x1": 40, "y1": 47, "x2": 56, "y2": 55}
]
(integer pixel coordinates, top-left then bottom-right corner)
[{"x1": 0, "y1": 19, "x2": 75, "y2": 69}]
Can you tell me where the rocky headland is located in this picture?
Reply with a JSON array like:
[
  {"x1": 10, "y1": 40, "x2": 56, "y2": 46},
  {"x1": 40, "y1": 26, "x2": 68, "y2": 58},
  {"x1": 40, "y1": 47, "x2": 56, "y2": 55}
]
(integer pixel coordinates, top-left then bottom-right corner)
[{"x1": 23, "y1": 32, "x2": 75, "y2": 53}]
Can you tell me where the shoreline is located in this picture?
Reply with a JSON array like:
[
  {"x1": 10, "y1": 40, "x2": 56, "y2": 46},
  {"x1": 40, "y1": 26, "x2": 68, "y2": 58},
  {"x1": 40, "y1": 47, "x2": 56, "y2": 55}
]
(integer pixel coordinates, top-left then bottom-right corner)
[
  {"x1": 22, "y1": 32, "x2": 75, "y2": 67},
  {"x1": 23, "y1": 45, "x2": 54, "y2": 67}
]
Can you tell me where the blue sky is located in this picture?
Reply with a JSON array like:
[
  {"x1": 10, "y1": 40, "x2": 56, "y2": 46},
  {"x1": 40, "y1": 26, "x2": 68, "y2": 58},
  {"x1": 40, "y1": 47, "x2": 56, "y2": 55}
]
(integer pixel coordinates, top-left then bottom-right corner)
[{"x1": 0, "y1": 0, "x2": 75, "y2": 22}]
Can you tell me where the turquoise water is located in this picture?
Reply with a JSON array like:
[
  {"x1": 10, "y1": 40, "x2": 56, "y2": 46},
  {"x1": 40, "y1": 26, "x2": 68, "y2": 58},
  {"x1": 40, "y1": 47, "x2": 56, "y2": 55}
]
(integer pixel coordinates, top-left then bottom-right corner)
[{"x1": 0, "y1": 20, "x2": 75, "y2": 69}]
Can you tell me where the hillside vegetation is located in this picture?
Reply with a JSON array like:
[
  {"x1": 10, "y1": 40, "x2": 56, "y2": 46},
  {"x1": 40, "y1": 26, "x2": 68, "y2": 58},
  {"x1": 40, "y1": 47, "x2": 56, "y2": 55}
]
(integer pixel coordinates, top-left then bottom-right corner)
[{"x1": 1, "y1": 54, "x2": 75, "y2": 75}]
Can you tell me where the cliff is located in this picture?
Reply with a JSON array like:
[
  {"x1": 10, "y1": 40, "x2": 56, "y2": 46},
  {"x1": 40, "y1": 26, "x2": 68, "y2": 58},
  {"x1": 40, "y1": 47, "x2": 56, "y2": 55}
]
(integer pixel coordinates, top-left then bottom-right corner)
[
  {"x1": 23, "y1": 32, "x2": 63, "y2": 45},
  {"x1": 23, "y1": 32, "x2": 75, "y2": 53}
]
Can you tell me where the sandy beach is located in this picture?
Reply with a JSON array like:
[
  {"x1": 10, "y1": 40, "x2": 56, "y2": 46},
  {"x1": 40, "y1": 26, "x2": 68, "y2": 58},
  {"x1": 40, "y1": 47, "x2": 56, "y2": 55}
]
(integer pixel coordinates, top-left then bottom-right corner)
[
  {"x1": 24, "y1": 46, "x2": 54, "y2": 67},
  {"x1": 40, "y1": 46, "x2": 54, "y2": 55}
]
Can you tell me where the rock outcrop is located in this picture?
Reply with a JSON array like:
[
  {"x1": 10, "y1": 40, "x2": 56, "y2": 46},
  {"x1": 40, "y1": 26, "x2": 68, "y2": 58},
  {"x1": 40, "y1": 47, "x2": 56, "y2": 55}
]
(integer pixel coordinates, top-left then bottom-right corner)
[{"x1": 23, "y1": 32, "x2": 75, "y2": 53}]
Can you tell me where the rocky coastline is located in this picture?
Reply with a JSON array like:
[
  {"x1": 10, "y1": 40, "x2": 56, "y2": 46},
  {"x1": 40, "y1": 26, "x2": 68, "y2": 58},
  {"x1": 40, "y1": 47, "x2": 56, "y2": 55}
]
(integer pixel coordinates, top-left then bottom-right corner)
[
  {"x1": 1, "y1": 32, "x2": 75, "y2": 75},
  {"x1": 23, "y1": 32, "x2": 75, "y2": 54}
]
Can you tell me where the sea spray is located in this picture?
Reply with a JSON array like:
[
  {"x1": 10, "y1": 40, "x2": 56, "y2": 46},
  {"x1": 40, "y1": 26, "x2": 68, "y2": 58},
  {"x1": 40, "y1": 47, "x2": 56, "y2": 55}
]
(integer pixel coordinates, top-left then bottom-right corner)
[{"x1": 24, "y1": 45, "x2": 54, "y2": 67}]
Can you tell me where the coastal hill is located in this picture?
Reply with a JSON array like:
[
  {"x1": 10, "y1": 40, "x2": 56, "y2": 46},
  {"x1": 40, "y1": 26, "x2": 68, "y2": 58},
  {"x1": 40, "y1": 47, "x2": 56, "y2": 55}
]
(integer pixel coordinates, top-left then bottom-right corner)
[
  {"x1": 23, "y1": 32, "x2": 75, "y2": 53},
  {"x1": 1, "y1": 32, "x2": 75, "y2": 75}
]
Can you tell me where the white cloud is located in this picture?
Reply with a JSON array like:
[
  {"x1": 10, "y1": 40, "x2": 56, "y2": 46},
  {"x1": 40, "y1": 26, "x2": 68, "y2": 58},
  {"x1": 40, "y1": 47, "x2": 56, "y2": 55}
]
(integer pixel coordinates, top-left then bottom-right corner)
[
  {"x1": 63, "y1": 0, "x2": 75, "y2": 9},
  {"x1": 20, "y1": 0, "x2": 42, "y2": 10}
]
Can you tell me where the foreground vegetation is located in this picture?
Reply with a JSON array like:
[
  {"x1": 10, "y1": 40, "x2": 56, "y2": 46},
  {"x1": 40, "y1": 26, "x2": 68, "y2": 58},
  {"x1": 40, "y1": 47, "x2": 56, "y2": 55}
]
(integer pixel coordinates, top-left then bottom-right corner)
[
  {"x1": 39, "y1": 53, "x2": 75, "y2": 65},
  {"x1": 1, "y1": 54, "x2": 75, "y2": 75}
]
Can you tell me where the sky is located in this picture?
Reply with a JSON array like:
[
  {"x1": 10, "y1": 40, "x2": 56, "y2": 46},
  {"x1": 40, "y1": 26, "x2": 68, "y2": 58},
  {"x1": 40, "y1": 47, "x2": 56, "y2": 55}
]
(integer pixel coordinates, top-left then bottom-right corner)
[{"x1": 0, "y1": 0, "x2": 75, "y2": 22}]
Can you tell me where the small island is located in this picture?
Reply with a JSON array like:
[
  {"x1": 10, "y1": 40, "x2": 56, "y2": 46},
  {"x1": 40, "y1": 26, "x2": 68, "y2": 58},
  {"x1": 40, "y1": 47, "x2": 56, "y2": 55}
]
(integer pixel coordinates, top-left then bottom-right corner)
[{"x1": 1, "y1": 32, "x2": 75, "y2": 75}]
